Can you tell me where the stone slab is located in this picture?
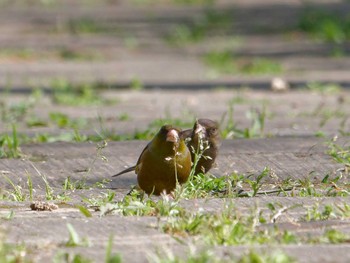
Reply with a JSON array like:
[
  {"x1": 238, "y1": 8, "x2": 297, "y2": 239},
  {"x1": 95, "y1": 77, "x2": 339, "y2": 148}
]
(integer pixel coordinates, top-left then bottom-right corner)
[
  {"x1": 0, "y1": 136, "x2": 346, "y2": 190},
  {"x1": 1, "y1": 196, "x2": 350, "y2": 262},
  {"x1": 0, "y1": 0, "x2": 350, "y2": 87}
]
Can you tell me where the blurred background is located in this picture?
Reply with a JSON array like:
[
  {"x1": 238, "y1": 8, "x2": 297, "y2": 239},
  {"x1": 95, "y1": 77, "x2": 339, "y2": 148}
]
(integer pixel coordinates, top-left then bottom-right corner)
[{"x1": 0, "y1": 0, "x2": 349, "y2": 149}]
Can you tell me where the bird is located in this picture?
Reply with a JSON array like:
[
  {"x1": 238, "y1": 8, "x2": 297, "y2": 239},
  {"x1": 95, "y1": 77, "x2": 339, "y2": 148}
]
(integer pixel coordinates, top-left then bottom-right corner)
[
  {"x1": 112, "y1": 125, "x2": 191, "y2": 195},
  {"x1": 181, "y1": 119, "x2": 220, "y2": 175}
]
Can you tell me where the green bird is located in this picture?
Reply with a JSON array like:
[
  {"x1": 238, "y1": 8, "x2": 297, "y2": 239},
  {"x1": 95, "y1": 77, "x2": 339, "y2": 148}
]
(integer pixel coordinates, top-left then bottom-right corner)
[{"x1": 112, "y1": 125, "x2": 191, "y2": 195}]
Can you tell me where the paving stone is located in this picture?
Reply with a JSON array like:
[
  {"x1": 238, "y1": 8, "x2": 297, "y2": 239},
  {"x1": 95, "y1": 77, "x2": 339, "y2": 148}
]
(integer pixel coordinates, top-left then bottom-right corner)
[
  {"x1": 0, "y1": 136, "x2": 346, "y2": 189},
  {"x1": 0, "y1": 1, "x2": 350, "y2": 262}
]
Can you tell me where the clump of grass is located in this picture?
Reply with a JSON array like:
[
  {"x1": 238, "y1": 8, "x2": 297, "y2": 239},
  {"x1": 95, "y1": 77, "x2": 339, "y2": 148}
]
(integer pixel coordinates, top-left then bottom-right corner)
[
  {"x1": 303, "y1": 203, "x2": 350, "y2": 222},
  {"x1": 58, "y1": 48, "x2": 102, "y2": 61},
  {"x1": 173, "y1": 0, "x2": 215, "y2": 5},
  {"x1": 129, "y1": 78, "x2": 144, "y2": 90},
  {"x1": 306, "y1": 82, "x2": 342, "y2": 94},
  {"x1": 81, "y1": 190, "x2": 116, "y2": 207},
  {"x1": 221, "y1": 104, "x2": 268, "y2": 139},
  {"x1": 105, "y1": 235, "x2": 122, "y2": 263},
  {"x1": 65, "y1": 18, "x2": 119, "y2": 35},
  {"x1": 0, "y1": 124, "x2": 21, "y2": 158},
  {"x1": 163, "y1": 203, "x2": 294, "y2": 245},
  {"x1": 0, "y1": 97, "x2": 35, "y2": 124},
  {"x1": 99, "y1": 191, "x2": 184, "y2": 217},
  {"x1": 0, "y1": 231, "x2": 30, "y2": 263},
  {"x1": 304, "y1": 204, "x2": 336, "y2": 222},
  {"x1": 327, "y1": 141, "x2": 350, "y2": 166},
  {"x1": 166, "y1": 9, "x2": 230, "y2": 45},
  {"x1": 204, "y1": 51, "x2": 282, "y2": 75},
  {"x1": 49, "y1": 112, "x2": 87, "y2": 129},
  {"x1": 0, "y1": 48, "x2": 35, "y2": 61},
  {"x1": 298, "y1": 8, "x2": 350, "y2": 44},
  {"x1": 65, "y1": 223, "x2": 90, "y2": 247},
  {"x1": 3, "y1": 175, "x2": 27, "y2": 202},
  {"x1": 3, "y1": 167, "x2": 71, "y2": 202},
  {"x1": 51, "y1": 79, "x2": 115, "y2": 106},
  {"x1": 151, "y1": 247, "x2": 295, "y2": 263}
]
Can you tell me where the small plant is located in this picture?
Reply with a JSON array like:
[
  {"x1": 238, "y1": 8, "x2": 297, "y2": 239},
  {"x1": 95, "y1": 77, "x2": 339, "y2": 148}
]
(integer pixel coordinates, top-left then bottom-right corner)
[
  {"x1": 166, "y1": 9, "x2": 230, "y2": 45},
  {"x1": 221, "y1": 104, "x2": 268, "y2": 139},
  {"x1": 151, "y1": 247, "x2": 295, "y2": 263},
  {"x1": 163, "y1": 203, "x2": 297, "y2": 246},
  {"x1": 58, "y1": 47, "x2": 102, "y2": 61},
  {"x1": 0, "y1": 231, "x2": 30, "y2": 263},
  {"x1": 173, "y1": 0, "x2": 214, "y2": 5},
  {"x1": 245, "y1": 167, "x2": 270, "y2": 197},
  {"x1": 99, "y1": 191, "x2": 183, "y2": 217},
  {"x1": 65, "y1": 17, "x2": 117, "y2": 35},
  {"x1": 51, "y1": 79, "x2": 115, "y2": 106},
  {"x1": 298, "y1": 8, "x2": 350, "y2": 44},
  {"x1": 304, "y1": 204, "x2": 336, "y2": 222},
  {"x1": 3, "y1": 175, "x2": 27, "y2": 201},
  {"x1": 62, "y1": 176, "x2": 88, "y2": 190},
  {"x1": 321, "y1": 229, "x2": 350, "y2": 244},
  {"x1": 204, "y1": 51, "x2": 282, "y2": 75},
  {"x1": 0, "y1": 124, "x2": 21, "y2": 158},
  {"x1": 306, "y1": 82, "x2": 342, "y2": 94},
  {"x1": 49, "y1": 112, "x2": 87, "y2": 129},
  {"x1": 130, "y1": 78, "x2": 144, "y2": 90},
  {"x1": 237, "y1": 250, "x2": 295, "y2": 263},
  {"x1": 327, "y1": 141, "x2": 350, "y2": 166},
  {"x1": 0, "y1": 98, "x2": 34, "y2": 124},
  {"x1": 65, "y1": 223, "x2": 90, "y2": 247},
  {"x1": 105, "y1": 235, "x2": 122, "y2": 263},
  {"x1": 118, "y1": 113, "x2": 130, "y2": 121}
]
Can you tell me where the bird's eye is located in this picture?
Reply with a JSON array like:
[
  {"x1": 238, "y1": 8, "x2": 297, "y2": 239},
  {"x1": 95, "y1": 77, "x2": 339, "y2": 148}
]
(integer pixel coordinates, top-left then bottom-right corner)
[{"x1": 210, "y1": 128, "x2": 218, "y2": 135}]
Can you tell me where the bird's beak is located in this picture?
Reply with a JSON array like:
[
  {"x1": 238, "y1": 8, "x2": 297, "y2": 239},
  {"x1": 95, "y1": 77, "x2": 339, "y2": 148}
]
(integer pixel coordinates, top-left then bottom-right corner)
[
  {"x1": 194, "y1": 123, "x2": 205, "y2": 135},
  {"x1": 166, "y1": 129, "x2": 179, "y2": 143}
]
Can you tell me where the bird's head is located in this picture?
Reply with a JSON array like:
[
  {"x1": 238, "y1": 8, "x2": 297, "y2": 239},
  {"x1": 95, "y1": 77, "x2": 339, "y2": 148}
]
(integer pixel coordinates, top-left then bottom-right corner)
[
  {"x1": 165, "y1": 128, "x2": 180, "y2": 143},
  {"x1": 195, "y1": 119, "x2": 219, "y2": 138},
  {"x1": 157, "y1": 125, "x2": 181, "y2": 145}
]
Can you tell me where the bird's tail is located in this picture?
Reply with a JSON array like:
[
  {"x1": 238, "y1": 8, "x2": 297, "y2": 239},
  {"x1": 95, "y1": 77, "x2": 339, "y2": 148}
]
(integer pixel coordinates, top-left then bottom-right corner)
[{"x1": 111, "y1": 165, "x2": 136, "y2": 177}]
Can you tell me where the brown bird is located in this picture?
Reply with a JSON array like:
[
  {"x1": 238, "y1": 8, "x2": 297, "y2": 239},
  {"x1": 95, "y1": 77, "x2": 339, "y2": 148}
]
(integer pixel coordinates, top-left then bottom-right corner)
[
  {"x1": 112, "y1": 125, "x2": 191, "y2": 195},
  {"x1": 181, "y1": 119, "x2": 220, "y2": 175}
]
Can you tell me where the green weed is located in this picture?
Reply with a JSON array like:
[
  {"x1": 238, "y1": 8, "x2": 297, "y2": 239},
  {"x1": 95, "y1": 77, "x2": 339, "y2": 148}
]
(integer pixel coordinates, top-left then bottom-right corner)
[
  {"x1": 51, "y1": 79, "x2": 115, "y2": 106},
  {"x1": 0, "y1": 124, "x2": 21, "y2": 158},
  {"x1": 81, "y1": 190, "x2": 116, "y2": 207},
  {"x1": 173, "y1": 0, "x2": 214, "y2": 5},
  {"x1": 3, "y1": 175, "x2": 26, "y2": 202},
  {"x1": 58, "y1": 48, "x2": 102, "y2": 61},
  {"x1": 130, "y1": 78, "x2": 144, "y2": 90},
  {"x1": 54, "y1": 253, "x2": 92, "y2": 263},
  {"x1": 105, "y1": 235, "x2": 122, "y2": 263},
  {"x1": 166, "y1": 9, "x2": 230, "y2": 45},
  {"x1": 204, "y1": 51, "x2": 282, "y2": 75},
  {"x1": 0, "y1": 231, "x2": 30, "y2": 263},
  {"x1": 65, "y1": 18, "x2": 119, "y2": 35},
  {"x1": 306, "y1": 82, "x2": 342, "y2": 94},
  {"x1": 163, "y1": 203, "x2": 294, "y2": 246},
  {"x1": 151, "y1": 248, "x2": 295, "y2": 263},
  {"x1": 0, "y1": 90, "x2": 41, "y2": 123},
  {"x1": 327, "y1": 141, "x2": 350, "y2": 166},
  {"x1": 100, "y1": 192, "x2": 183, "y2": 217},
  {"x1": 304, "y1": 204, "x2": 336, "y2": 221},
  {"x1": 221, "y1": 104, "x2": 268, "y2": 139},
  {"x1": 65, "y1": 223, "x2": 90, "y2": 247},
  {"x1": 298, "y1": 8, "x2": 350, "y2": 44},
  {"x1": 49, "y1": 112, "x2": 87, "y2": 129}
]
